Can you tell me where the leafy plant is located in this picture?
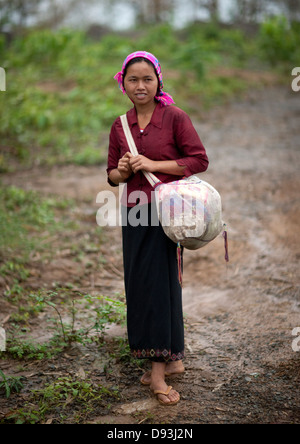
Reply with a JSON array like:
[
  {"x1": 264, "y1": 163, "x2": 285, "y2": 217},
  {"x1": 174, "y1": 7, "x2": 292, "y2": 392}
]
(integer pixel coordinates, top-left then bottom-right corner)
[
  {"x1": 7, "y1": 375, "x2": 119, "y2": 424},
  {"x1": 30, "y1": 291, "x2": 68, "y2": 343},
  {"x1": 84, "y1": 294, "x2": 126, "y2": 338},
  {"x1": 0, "y1": 185, "x2": 74, "y2": 262},
  {"x1": 0, "y1": 369, "x2": 24, "y2": 398},
  {"x1": 25, "y1": 291, "x2": 126, "y2": 347},
  {"x1": 0, "y1": 22, "x2": 279, "y2": 171},
  {"x1": 259, "y1": 15, "x2": 300, "y2": 67},
  {"x1": 5, "y1": 339, "x2": 63, "y2": 360}
]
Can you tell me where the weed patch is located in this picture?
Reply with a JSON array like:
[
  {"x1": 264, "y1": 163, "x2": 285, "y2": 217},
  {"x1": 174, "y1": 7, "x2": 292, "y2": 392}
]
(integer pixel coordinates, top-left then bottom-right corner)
[{"x1": 5, "y1": 375, "x2": 119, "y2": 424}]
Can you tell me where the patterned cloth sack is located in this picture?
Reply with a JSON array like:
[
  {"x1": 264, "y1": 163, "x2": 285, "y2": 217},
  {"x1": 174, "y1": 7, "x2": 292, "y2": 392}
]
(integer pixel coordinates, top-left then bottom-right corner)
[
  {"x1": 154, "y1": 175, "x2": 224, "y2": 250},
  {"x1": 120, "y1": 114, "x2": 228, "y2": 261}
]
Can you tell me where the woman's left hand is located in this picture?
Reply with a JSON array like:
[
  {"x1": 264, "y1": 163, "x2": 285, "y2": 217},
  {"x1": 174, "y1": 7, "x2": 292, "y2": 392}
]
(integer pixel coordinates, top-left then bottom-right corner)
[{"x1": 129, "y1": 155, "x2": 157, "y2": 174}]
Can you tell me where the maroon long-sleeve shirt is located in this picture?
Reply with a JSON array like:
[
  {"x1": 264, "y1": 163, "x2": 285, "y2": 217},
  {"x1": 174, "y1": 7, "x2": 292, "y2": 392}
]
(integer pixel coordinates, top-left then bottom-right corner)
[{"x1": 107, "y1": 104, "x2": 209, "y2": 207}]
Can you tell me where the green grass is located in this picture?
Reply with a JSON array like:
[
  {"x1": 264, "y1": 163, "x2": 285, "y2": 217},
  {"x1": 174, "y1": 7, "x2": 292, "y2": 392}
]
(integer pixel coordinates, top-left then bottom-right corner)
[
  {"x1": 1, "y1": 20, "x2": 295, "y2": 171},
  {"x1": 5, "y1": 375, "x2": 119, "y2": 424},
  {"x1": 0, "y1": 185, "x2": 75, "y2": 262}
]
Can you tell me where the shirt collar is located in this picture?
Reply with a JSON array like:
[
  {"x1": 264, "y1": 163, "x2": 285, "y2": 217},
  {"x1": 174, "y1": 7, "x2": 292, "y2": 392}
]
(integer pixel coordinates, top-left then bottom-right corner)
[{"x1": 127, "y1": 104, "x2": 164, "y2": 129}]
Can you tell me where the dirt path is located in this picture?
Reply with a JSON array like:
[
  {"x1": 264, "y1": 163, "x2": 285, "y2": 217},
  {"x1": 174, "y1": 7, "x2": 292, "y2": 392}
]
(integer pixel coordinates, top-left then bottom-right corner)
[{"x1": 1, "y1": 86, "x2": 299, "y2": 424}]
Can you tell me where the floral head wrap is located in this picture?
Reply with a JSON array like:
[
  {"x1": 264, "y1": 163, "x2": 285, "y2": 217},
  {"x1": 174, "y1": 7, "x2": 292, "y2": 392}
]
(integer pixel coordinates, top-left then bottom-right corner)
[{"x1": 114, "y1": 51, "x2": 175, "y2": 106}]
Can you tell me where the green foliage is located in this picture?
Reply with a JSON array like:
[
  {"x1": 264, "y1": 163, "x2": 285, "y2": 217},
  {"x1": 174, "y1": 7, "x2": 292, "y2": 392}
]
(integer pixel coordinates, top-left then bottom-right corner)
[
  {"x1": 0, "y1": 185, "x2": 74, "y2": 261},
  {"x1": 0, "y1": 29, "x2": 132, "y2": 169},
  {"x1": 0, "y1": 22, "x2": 277, "y2": 171},
  {"x1": 37, "y1": 375, "x2": 117, "y2": 405},
  {"x1": 136, "y1": 23, "x2": 179, "y2": 60},
  {"x1": 0, "y1": 369, "x2": 24, "y2": 398},
  {"x1": 4, "y1": 339, "x2": 62, "y2": 360},
  {"x1": 258, "y1": 16, "x2": 300, "y2": 66},
  {"x1": 3, "y1": 290, "x2": 127, "y2": 361},
  {"x1": 7, "y1": 375, "x2": 119, "y2": 423},
  {"x1": 84, "y1": 294, "x2": 127, "y2": 337},
  {"x1": 10, "y1": 29, "x2": 86, "y2": 67}
]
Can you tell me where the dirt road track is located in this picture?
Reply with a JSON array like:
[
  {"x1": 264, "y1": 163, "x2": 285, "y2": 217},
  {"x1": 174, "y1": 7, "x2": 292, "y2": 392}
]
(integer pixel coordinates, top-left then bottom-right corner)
[{"x1": 178, "y1": 85, "x2": 300, "y2": 423}]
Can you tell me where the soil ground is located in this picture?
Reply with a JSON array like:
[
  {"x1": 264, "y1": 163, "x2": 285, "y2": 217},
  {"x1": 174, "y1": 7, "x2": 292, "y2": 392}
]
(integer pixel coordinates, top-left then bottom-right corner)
[{"x1": 0, "y1": 85, "x2": 299, "y2": 424}]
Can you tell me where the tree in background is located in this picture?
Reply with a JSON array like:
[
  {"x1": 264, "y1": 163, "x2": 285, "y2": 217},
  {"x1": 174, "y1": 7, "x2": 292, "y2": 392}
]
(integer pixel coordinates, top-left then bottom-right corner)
[
  {"x1": 133, "y1": 0, "x2": 175, "y2": 24},
  {"x1": 231, "y1": 0, "x2": 300, "y2": 24},
  {"x1": 194, "y1": 0, "x2": 219, "y2": 22},
  {"x1": 231, "y1": 0, "x2": 267, "y2": 24},
  {"x1": 0, "y1": 0, "x2": 41, "y2": 31},
  {"x1": 0, "y1": 0, "x2": 299, "y2": 34},
  {"x1": 0, "y1": 0, "x2": 99, "y2": 32},
  {"x1": 271, "y1": 0, "x2": 300, "y2": 22}
]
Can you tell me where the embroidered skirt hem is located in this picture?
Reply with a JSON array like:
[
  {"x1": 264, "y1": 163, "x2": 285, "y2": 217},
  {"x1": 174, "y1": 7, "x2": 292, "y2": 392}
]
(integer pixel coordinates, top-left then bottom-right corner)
[{"x1": 131, "y1": 348, "x2": 185, "y2": 362}]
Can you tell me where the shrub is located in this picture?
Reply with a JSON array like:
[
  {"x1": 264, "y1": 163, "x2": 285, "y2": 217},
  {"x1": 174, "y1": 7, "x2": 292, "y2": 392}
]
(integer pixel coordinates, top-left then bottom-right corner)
[{"x1": 259, "y1": 15, "x2": 300, "y2": 66}]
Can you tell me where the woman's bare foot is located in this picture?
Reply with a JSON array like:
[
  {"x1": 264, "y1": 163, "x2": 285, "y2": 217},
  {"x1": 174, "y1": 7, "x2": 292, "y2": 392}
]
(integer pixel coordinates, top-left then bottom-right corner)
[
  {"x1": 140, "y1": 360, "x2": 185, "y2": 385},
  {"x1": 151, "y1": 383, "x2": 180, "y2": 405},
  {"x1": 140, "y1": 370, "x2": 152, "y2": 385},
  {"x1": 165, "y1": 360, "x2": 185, "y2": 376},
  {"x1": 150, "y1": 362, "x2": 180, "y2": 405}
]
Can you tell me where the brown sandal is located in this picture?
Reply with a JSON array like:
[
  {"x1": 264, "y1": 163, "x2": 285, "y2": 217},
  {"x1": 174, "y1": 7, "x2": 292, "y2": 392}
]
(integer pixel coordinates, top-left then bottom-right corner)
[{"x1": 153, "y1": 386, "x2": 180, "y2": 406}]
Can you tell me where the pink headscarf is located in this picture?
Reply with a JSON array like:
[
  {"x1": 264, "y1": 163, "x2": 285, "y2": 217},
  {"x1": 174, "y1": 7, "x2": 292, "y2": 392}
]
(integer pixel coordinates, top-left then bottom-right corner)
[{"x1": 114, "y1": 51, "x2": 175, "y2": 106}]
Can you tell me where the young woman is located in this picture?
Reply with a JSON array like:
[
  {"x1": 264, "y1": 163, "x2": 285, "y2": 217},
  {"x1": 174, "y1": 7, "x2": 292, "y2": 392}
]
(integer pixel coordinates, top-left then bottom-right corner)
[{"x1": 107, "y1": 51, "x2": 208, "y2": 406}]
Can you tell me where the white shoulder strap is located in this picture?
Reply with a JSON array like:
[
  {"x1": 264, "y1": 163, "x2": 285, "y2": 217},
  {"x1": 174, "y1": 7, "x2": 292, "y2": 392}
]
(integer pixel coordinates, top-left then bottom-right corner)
[
  {"x1": 120, "y1": 114, "x2": 139, "y2": 156},
  {"x1": 120, "y1": 114, "x2": 161, "y2": 188}
]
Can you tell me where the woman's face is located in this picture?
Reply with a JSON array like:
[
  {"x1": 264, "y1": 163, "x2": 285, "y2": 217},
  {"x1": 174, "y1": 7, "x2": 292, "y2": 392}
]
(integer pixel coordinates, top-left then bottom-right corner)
[{"x1": 123, "y1": 61, "x2": 159, "y2": 107}]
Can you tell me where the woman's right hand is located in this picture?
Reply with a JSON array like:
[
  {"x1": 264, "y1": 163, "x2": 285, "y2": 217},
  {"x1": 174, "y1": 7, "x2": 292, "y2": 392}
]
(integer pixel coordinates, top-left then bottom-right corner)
[{"x1": 117, "y1": 152, "x2": 133, "y2": 180}]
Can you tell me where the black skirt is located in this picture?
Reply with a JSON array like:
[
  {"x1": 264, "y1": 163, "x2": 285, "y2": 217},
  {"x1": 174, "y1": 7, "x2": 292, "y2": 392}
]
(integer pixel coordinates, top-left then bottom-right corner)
[{"x1": 122, "y1": 203, "x2": 184, "y2": 362}]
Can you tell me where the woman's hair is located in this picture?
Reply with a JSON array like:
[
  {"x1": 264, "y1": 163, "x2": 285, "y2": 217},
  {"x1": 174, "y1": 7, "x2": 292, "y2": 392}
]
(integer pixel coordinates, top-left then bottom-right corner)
[{"x1": 122, "y1": 57, "x2": 160, "y2": 95}]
